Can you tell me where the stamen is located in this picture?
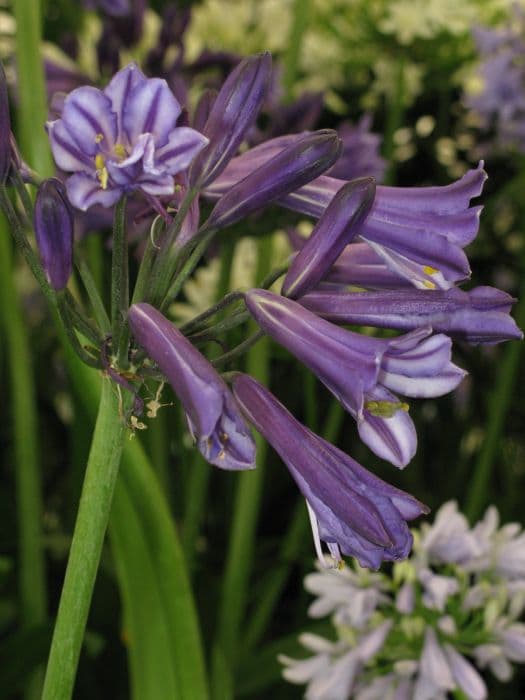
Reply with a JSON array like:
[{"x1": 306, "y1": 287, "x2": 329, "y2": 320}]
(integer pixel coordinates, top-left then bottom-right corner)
[
  {"x1": 95, "y1": 154, "x2": 108, "y2": 190},
  {"x1": 365, "y1": 400, "x2": 410, "y2": 418},
  {"x1": 423, "y1": 265, "x2": 439, "y2": 275},
  {"x1": 95, "y1": 133, "x2": 104, "y2": 143},
  {"x1": 306, "y1": 501, "x2": 337, "y2": 569},
  {"x1": 422, "y1": 279, "x2": 437, "y2": 289},
  {"x1": 114, "y1": 143, "x2": 127, "y2": 159}
]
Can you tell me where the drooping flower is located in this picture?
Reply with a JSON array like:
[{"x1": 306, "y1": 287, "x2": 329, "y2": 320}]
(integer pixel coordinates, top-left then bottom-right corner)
[
  {"x1": 206, "y1": 141, "x2": 486, "y2": 290},
  {"x1": 128, "y1": 302, "x2": 256, "y2": 470},
  {"x1": 34, "y1": 178, "x2": 74, "y2": 291},
  {"x1": 232, "y1": 373, "x2": 428, "y2": 569},
  {"x1": 245, "y1": 289, "x2": 466, "y2": 467},
  {"x1": 46, "y1": 63, "x2": 209, "y2": 210},
  {"x1": 298, "y1": 286, "x2": 522, "y2": 345}
]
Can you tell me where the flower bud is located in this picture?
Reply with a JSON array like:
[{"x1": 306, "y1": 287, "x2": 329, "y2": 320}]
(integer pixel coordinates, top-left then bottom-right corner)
[
  {"x1": 206, "y1": 130, "x2": 342, "y2": 230},
  {"x1": 189, "y1": 53, "x2": 272, "y2": 187},
  {"x1": 34, "y1": 178, "x2": 74, "y2": 291}
]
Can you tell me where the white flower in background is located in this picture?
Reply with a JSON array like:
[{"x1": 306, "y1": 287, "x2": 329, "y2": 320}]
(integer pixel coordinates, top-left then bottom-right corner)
[{"x1": 281, "y1": 501, "x2": 525, "y2": 698}]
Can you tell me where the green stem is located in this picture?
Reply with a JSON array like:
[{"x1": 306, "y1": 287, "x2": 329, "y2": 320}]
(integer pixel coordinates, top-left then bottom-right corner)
[
  {"x1": 0, "y1": 217, "x2": 47, "y2": 699},
  {"x1": 13, "y1": 0, "x2": 54, "y2": 176},
  {"x1": 41, "y1": 379, "x2": 131, "y2": 700},
  {"x1": 382, "y1": 57, "x2": 406, "y2": 185},
  {"x1": 131, "y1": 216, "x2": 165, "y2": 304},
  {"x1": 282, "y1": 0, "x2": 311, "y2": 99},
  {"x1": 111, "y1": 197, "x2": 129, "y2": 365},
  {"x1": 75, "y1": 255, "x2": 111, "y2": 334},
  {"x1": 211, "y1": 330, "x2": 264, "y2": 368}
]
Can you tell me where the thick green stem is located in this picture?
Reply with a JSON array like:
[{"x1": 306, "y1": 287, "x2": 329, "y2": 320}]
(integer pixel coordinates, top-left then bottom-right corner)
[
  {"x1": 283, "y1": 0, "x2": 311, "y2": 99},
  {"x1": 0, "y1": 217, "x2": 47, "y2": 699},
  {"x1": 13, "y1": 0, "x2": 54, "y2": 176},
  {"x1": 42, "y1": 379, "x2": 131, "y2": 700}
]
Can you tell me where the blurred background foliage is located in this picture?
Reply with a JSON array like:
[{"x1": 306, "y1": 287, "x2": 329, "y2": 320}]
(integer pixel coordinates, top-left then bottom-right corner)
[{"x1": 1, "y1": 0, "x2": 525, "y2": 698}]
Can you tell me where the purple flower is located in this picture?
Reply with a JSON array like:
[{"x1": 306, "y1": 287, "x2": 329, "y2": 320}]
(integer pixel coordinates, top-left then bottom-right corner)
[
  {"x1": 46, "y1": 63, "x2": 208, "y2": 210},
  {"x1": 298, "y1": 286, "x2": 523, "y2": 345},
  {"x1": 128, "y1": 303, "x2": 256, "y2": 470},
  {"x1": 245, "y1": 289, "x2": 466, "y2": 467},
  {"x1": 189, "y1": 53, "x2": 272, "y2": 187},
  {"x1": 206, "y1": 142, "x2": 486, "y2": 290},
  {"x1": 205, "y1": 130, "x2": 342, "y2": 230},
  {"x1": 232, "y1": 373, "x2": 428, "y2": 569},
  {"x1": 282, "y1": 177, "x2": 376, "y2": 299},
  {"x1": 34, "y1": 178, "x2": 74, "y2": 291}
]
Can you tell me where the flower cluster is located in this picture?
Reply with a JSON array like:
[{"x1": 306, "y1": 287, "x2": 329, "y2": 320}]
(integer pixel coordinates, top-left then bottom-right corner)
[
  {"x1": 11, "y1": 53, "x2": 521, "y2": 571},
  {"x1": 280, "y1": 501, "x2": 525, "y2": 699},
  {"x1": 465, "y1": 6, "x2": 525, "y2": 153}
]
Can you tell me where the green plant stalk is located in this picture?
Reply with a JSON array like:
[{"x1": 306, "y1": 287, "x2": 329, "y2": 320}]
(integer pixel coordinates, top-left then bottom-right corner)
[
  {"x1": 41, "y1": 378, "x2": 131, "y2": 700},
  {"x1": 63, "y1": 352, "x2": 209, "y2": 700},
  {"x1": 383, "y1": 57, "x2": 406, "y2": 185},
  {"x1": 13, "y1": 0, "x2": 54, "y2": 176},
  {"x1": 111, "y1": 197, "x2": 129, "y2": 365},
  {"x1": 283, "y1": 0, "x2": 311, "y2": 99},
  {"x1": 0, "y1": 218, "x2": 47, "y2": 699},
  {"x1": 212, "y1": 237, "x2": 272, "y2": 698},
  {"x1": 75, "y1": 255, "x2": 111, "y2": 334}
]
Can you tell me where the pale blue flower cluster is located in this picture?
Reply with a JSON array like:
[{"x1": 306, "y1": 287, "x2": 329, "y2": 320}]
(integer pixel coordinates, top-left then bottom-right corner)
[{"x1": 281, "y1": 501, "x2": 525, "y2": 699}]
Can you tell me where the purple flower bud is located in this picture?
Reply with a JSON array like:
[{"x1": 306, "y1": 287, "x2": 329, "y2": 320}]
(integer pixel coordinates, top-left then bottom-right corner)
[
  {"x1": 189, "y1": 53, "x2": 272, "y2": 187},
  {"x1": 299, "y1": 286, "x2": 523, "y2": 345},
  {"x1": 245, "y1": 289, "x2": 466, "y2": 467},
  {"x1": 205, "y1": 130, "x2": 342, "y2": 230},
  {"x1": 282, "y1": 177, "x2": 376, "y2": 299},
  {"x1": 128, "y1": 303, "x2": 256, "y2": 470},
  {"x1": 232, "y1": 373, "x2": 428, "y2": 569},
  {"x1": 0, "y1": 61, "x2": 11, "y2": 183},
  {"x1": 34, "y1": 178, "x2": 74, "y2": 291}
]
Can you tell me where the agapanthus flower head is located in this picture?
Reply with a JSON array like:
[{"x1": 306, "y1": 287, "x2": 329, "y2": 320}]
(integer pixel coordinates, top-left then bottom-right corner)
[
  {"x1": 245, "y1": 289, "x2": 466, "y2": 467},
  {"x1": 47, "y1": 62, "x2": 209, "y2": 210},
  {"x1": 232, "y1": 373, "x2": 428, "y2": 570},
  {"x1": 281, "y1": 500, "x2": 525, "y2": 699},
  {"x1": 128, "y1": 303, "x2": 256, "y2": 470},
  {"x1": 34, "y1": 178, "x2": 74, "y2": 291}
]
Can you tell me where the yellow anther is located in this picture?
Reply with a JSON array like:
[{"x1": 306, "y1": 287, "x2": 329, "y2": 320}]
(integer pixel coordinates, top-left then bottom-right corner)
[
  {"x1": 98, "y1": 167, "x2": 108, "y2": 190},
  {"x1": 365, "y1": 399, "x2": 410, "y2": 418},
  {"x1": 422, "y1": 279, "x2": 437, "y2": 289},
  {"x1": 423, "y1": 265, "x2": 439, "y2": 275},
  {"x1": 95, "y1": 153, "x2": 105, "y2": 170},
  {"x1": 218, "y1": 450, "x2": 226, "y2": 460},
  {"x1": 95, "y1": 133, "x2": 104, "y2": 143},
  {"x1": 114, "y1": 143, "x2": 127, "y2": 158}
]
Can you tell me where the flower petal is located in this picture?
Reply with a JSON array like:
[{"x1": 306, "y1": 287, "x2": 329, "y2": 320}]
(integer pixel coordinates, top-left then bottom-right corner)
[
  {"x1": 155, "y1": 127, "x2": 209, "y2": 174},
  {"x1": 61, "y1": 86, "x2": 117, "y2": 156},
  {"x1": 123, "y1": 77, "x2": 181, "y2": 147},
  {"x1": 66, "y1": 172, "x2": 122, "y2": 210}
]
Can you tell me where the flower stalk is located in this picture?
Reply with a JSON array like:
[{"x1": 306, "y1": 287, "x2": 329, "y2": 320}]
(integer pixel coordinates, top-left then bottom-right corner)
[{"x1": 42, "y1": 379, "x2": 132, "y2": 700}]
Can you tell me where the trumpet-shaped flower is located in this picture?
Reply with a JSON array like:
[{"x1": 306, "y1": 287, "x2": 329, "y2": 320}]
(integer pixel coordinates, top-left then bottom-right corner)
[
  {"x1": 128, "y1": 303, "x2": 256, "y2": 470},
  {"x1": 299, "y1": 286, "x2": 522, "y2": 345},
  {"x1": 47, "y1": 63, "x2": 208, "y2": 210},
  {"x1": 232, "y1": 373, "x2": 428, "y2": 569},
  {"x1": 245, "y1": 289, "x2": 466, "y2": 467}
]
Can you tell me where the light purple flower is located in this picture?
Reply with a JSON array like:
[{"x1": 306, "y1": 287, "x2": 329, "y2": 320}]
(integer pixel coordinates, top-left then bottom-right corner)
[
  {"x1": 128, "y1": 303, "x2": 256, "y2": 470},
  {"x1": 232, "y1": 373, "x2": 428, "y2": 569},
  {"x1": 46, "y1": 63, "x2": 208, "y2": 210},
  {"x1": 34, "y1": 178, "x2": 74, "y2": 290},
  {"x1": 245, "y1": 289, "x2": 466, "y2": 467},
  {"x1": 299, "y1": 286, "x2": 522, "y2": 345}
]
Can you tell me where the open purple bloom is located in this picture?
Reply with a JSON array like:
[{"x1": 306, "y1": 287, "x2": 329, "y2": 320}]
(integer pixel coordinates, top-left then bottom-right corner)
[
  {"x1": 206, "y1": 140, "x2": 486, "y2": 290},
  {"x1": 47, "y1": 63, "x2": 208, "y2": 210},
  {"x1": 282, "y1": 177, "x2": 376, "y2": 299},
  {"x1": 34, "y1": 178, "x2": 74, "y2": 291},
  {"x1": 245, "y1": 289, "x2": 466, "y2": 467},
  {"x1": 128, "y1": 303, "x2": 256, "y2": 470},
  {"x1": 232, "y1": 374, "x2": 428, "y2": 569},
  {"x1": 299, "y1": 286, "x2": 523, "y2": 345}
]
